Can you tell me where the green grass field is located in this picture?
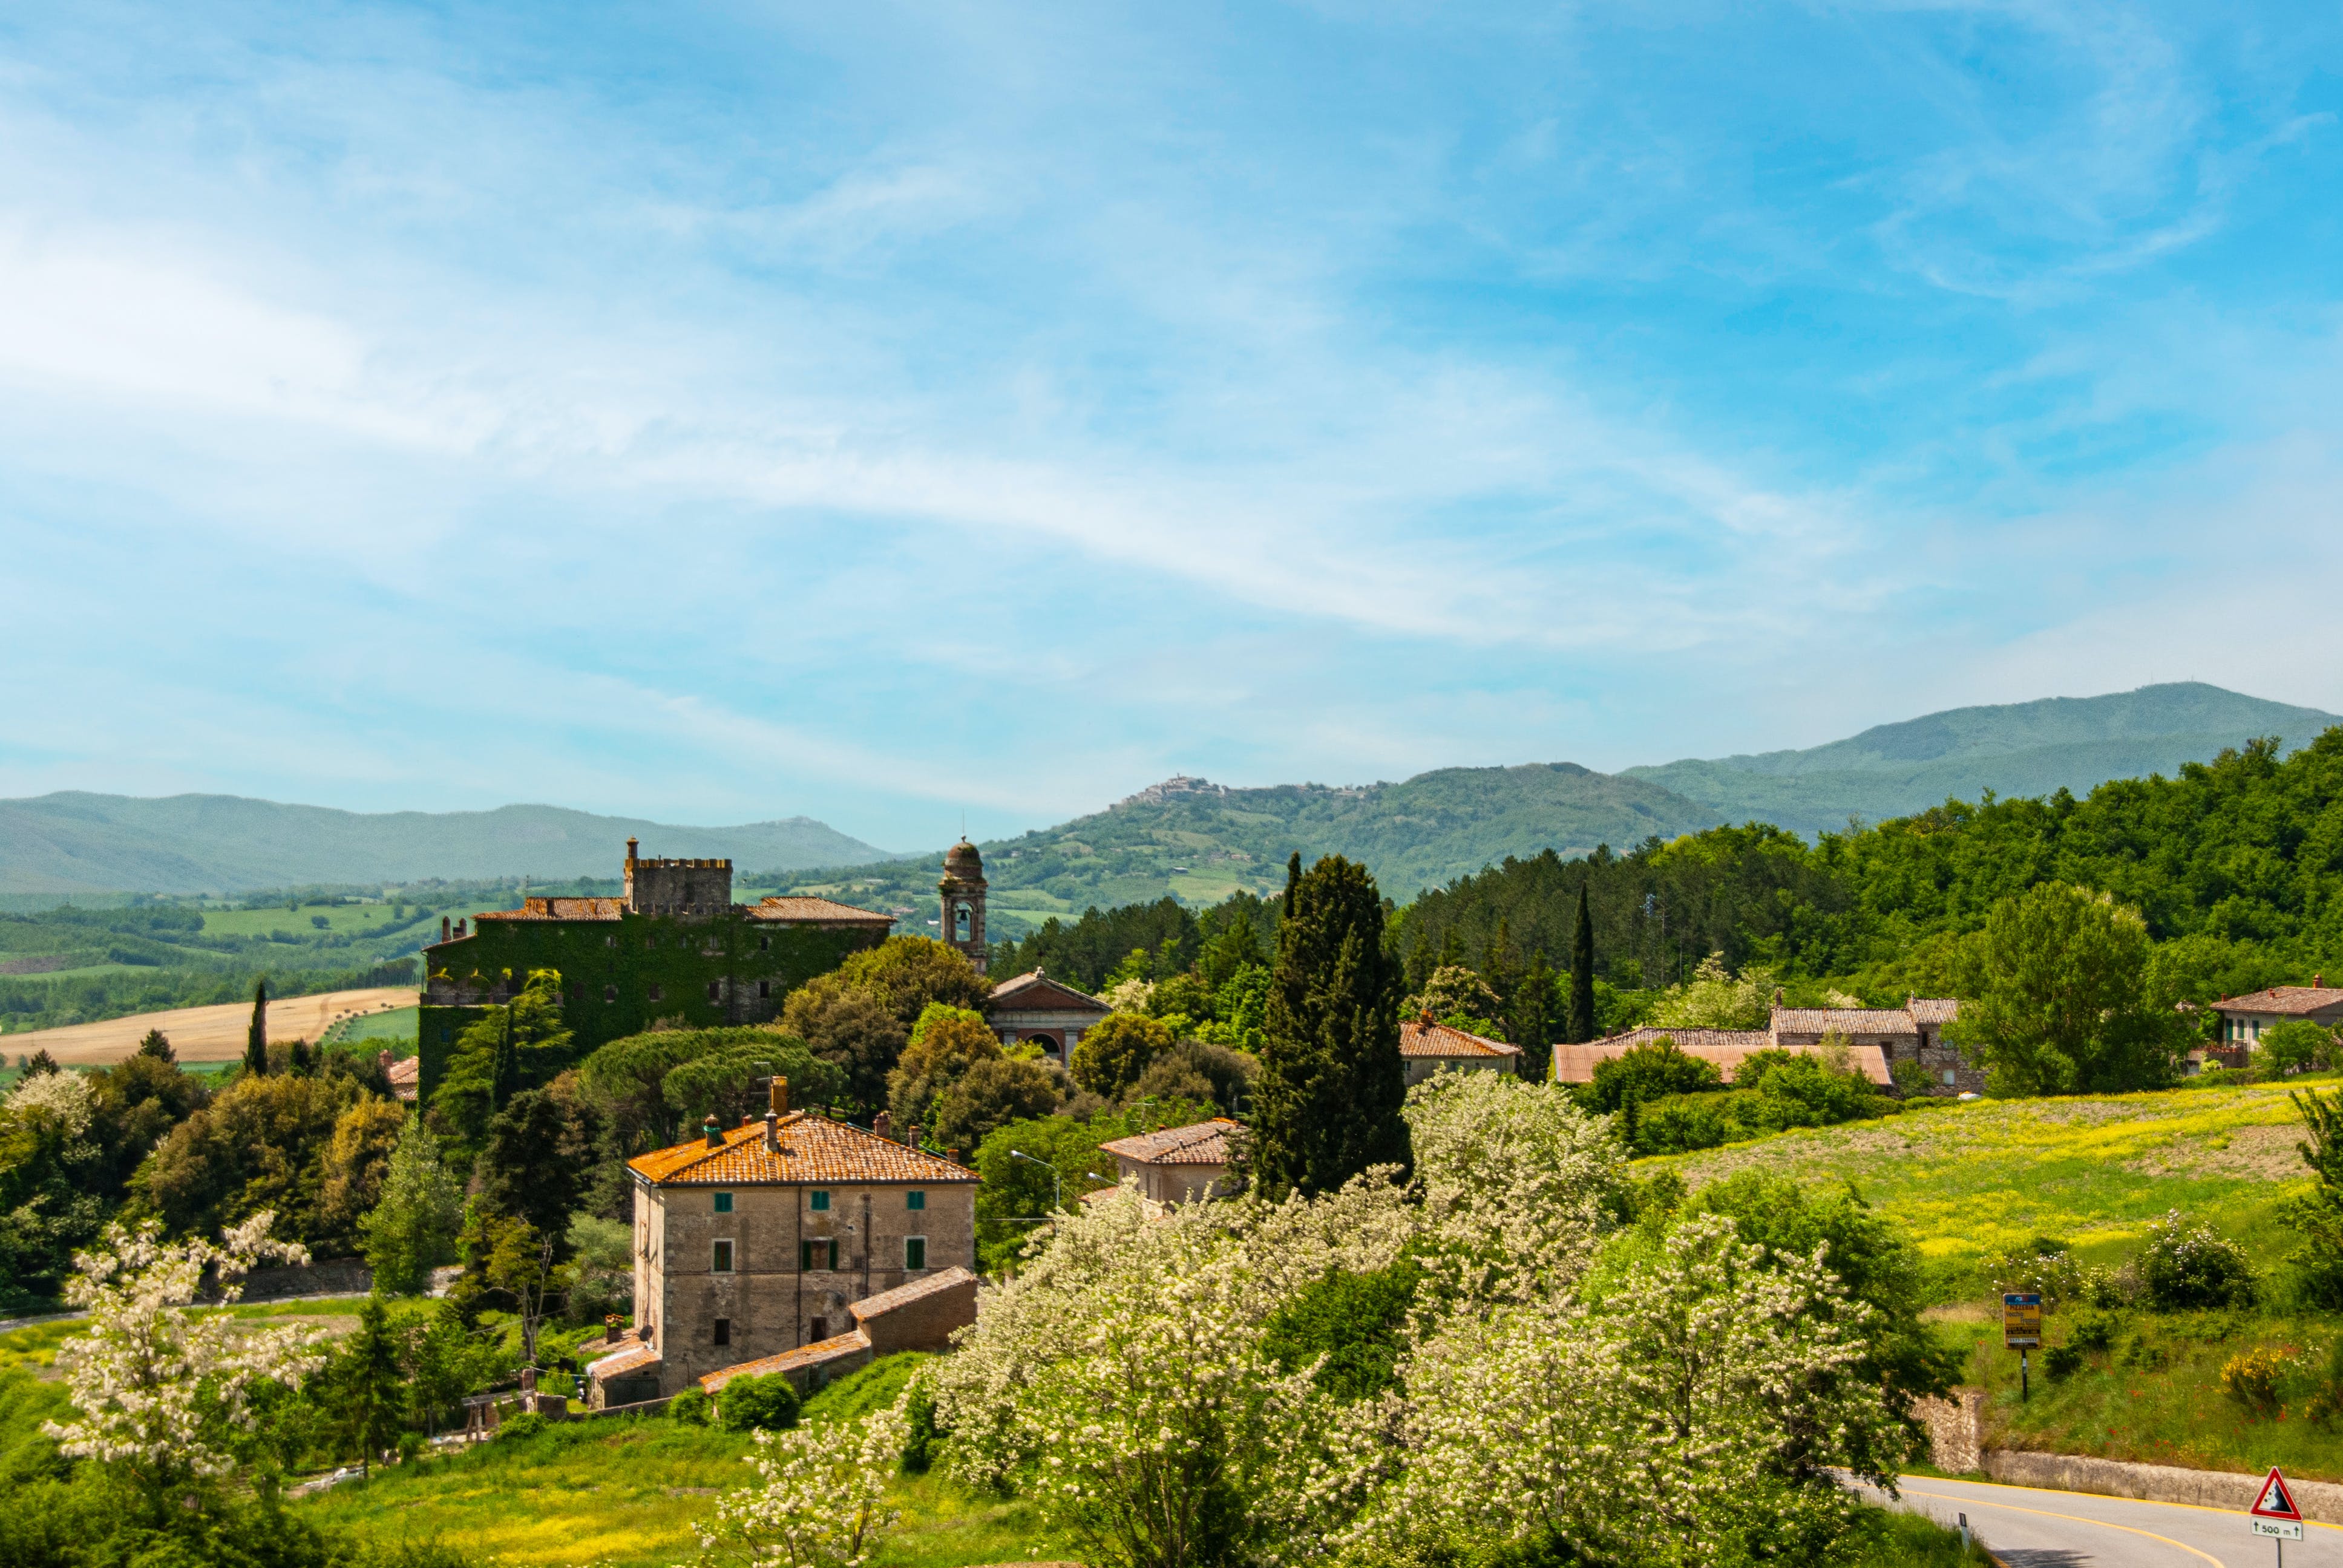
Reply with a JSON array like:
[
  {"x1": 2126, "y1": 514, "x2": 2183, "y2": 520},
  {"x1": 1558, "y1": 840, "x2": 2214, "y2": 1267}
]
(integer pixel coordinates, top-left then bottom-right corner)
[
  {"x1": 298, "y1": 1355, "x2": 1071, "y2": 1568},
  {"x1": 324, "y1": 1005, "x2": 419, "y2": 1047},
  {"x1": 1650, "y1": 1074, "x2": 2338, "y2": 1297},
  {"x1": 1944, "y1": 1311, "x2": 2343, "y2": 1481},
  {"x1": 200, "y1": 903, "x2": 453, "y2": 938}
]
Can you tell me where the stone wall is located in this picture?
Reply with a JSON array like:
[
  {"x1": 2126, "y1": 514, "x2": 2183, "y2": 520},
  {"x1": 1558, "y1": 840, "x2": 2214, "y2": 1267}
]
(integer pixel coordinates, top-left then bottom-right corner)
[
  {"x1": 231, "y1": 1258, "x2": 373, "y2": 1301},
  {"x1": 1984, "y1": 1450, "x2": 2343, "y2": 1523},
  {"x1": 1910, "y1": 1389, "x2": 1982, "y2": 1473}
]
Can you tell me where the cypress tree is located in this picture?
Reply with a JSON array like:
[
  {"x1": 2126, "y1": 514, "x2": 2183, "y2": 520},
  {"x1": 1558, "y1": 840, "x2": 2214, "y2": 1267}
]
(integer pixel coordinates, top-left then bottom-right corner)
[
  {"x1": 244, "y1": 979, "x2": 269, "y2": 1077},
  {"x1": 1250, "y1": 854, "x2": 1410, "y2": 1199},
  {"x1": 1569, "y1": 884, "x2": 1596, "y2": 1045}
]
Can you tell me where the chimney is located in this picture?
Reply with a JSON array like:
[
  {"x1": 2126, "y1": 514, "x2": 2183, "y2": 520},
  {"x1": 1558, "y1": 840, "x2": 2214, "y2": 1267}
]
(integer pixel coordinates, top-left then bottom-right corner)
[
  {"x1": 907, "y1": 1123, "x2": 922, "y2": 1151},
  {"x1": 874, "y1": 1110, "x2": 893, "y2": 1142},
  {"x1": 626, "y1": 836, "x2": 639, "y2": 867},
  {"x1": 763, "y1": 1105, "x2": 780, "y2": 1152},
  {"x1": 703, "y1": 1115, "x2": 723, "y2": 1149},
  {"x1": 441, "y1": 915, "x2": 451, "y2": 942},
  {"x1": 1774, "y1": 987, "x2": 1786, "y2": 1005},
  {"x1": 454, "y1": 918, "x2": 467, "y2": 938},
  {"x1": 770, "y1": 1077, "x2": 790, "y2": 1116},
  {"x1": 2318, "y1": 974, "x2": 2325, "y2": 989}
]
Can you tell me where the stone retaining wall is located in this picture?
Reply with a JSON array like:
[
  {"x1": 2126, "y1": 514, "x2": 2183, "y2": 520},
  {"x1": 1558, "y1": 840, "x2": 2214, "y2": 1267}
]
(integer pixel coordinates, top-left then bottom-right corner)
[
  {"x1": 1982, "y1": 1450, "x2": 2343, "y2": 1522},
  {"x1": 230, "y1": 1258, "x2": 373, "y2": 1301}
]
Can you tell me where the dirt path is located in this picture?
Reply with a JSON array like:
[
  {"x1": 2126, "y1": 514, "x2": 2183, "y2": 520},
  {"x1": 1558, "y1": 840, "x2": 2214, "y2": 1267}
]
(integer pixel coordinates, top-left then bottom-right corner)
[{"x1": 4, "y1": 988, "x2": 419, "y2": 1066}]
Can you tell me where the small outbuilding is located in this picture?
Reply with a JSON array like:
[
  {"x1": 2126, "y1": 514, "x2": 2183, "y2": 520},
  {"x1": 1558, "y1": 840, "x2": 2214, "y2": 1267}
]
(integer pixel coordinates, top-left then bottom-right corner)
[
  {"x1": 986, "y1": 968, "x2": 1112, "y2": 1066},
  {"x1": 1399, "y1": 1018, "x2": 1524, "y2": 1085}
]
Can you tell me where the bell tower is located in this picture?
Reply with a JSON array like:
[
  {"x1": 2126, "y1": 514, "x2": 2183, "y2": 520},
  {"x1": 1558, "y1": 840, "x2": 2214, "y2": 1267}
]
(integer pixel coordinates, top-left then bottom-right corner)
[{"x1": 939, "y1": 840, "x2": 988, "y2": 969}]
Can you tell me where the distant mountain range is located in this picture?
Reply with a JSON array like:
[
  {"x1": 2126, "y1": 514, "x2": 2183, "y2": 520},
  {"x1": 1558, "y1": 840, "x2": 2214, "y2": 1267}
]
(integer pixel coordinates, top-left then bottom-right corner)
[
  {"x1": 787, "y1": 682, "x2": 2341, "y2": 921},
  {"x1": 1624, "y1": 682, "x2": 2343, "y2": 836},
  {"x1": 0, "y1": 795, "x2": 894, "y2": 896},
  {"x1": 5, "y1": 682, "x2": 2334, "y2": 905}
]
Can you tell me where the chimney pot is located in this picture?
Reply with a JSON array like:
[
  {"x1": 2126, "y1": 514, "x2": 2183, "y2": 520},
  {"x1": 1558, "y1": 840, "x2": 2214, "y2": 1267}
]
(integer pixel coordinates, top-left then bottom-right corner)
[
  {"x1": 703, "y1": 1116, "x2": 723, "y2": 1149},
  {"x1": 441, "y1": 915, "x2": 451, "y2": 942},
  {"x1": 908, "y1": 1122, "x2": 922, "y2": 1151},
  {"x1": 763, "y1": 1108, "x2": 779, "y2": 1152},
  {"x1": 770, "y1": 1076, "x2": 790, "y2": 1116},
  {"x1": 874, "y1": 1110, "x2": 893, "y2": 1141}
]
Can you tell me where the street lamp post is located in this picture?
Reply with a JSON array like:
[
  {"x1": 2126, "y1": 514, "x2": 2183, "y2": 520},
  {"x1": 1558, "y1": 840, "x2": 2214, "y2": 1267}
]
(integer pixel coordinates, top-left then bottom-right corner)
[{"x1": 1009, "y1": 1149, "x2": 1061, "y2": 1212}]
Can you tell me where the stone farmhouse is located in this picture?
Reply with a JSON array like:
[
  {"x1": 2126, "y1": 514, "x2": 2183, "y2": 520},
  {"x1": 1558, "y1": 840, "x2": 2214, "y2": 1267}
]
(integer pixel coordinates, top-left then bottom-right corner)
[
  {"x1": 584, "y1": 1080, "x2": 978, "y2": 1406},
  {"x1": 2212, "y1": 979, "x2": 2343, "y2": 1049},
  {"x1": 1554, "y1": 998, "x2": 1978, "y2": 1094},
  {"x1": 1401, "y1": 1018, "x2": 1524, "y2": 1084},
  {"x1": 416, "y1": 840, "x2": 893, "y2": 1100},
  {"x1": 1096, "y1": 1117, "x2": 1242, "y2": 1205}
]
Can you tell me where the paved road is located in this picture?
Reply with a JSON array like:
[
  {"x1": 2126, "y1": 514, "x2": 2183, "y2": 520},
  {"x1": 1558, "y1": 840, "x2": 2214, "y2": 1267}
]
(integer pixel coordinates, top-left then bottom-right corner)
[{"x1": 1861, "y1": 1474, "x2": 2343, "y2": 1567}]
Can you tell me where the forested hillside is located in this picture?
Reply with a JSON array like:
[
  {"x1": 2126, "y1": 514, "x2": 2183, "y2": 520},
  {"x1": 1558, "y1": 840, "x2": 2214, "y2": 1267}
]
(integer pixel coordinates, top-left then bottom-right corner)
[
  {"x1": 1397, "y1": 731, "x2": 2343, "y2": 1005},
  {"x1": 1627, "y1": 682, "x2": 2337, "y2": 835}
]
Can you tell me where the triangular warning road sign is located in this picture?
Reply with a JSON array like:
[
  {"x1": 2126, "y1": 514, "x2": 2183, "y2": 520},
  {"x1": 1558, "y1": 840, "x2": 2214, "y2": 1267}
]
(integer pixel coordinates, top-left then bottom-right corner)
[{"x1": 2253, "y1": 1467, "x2": 2303, "y2": 1522}]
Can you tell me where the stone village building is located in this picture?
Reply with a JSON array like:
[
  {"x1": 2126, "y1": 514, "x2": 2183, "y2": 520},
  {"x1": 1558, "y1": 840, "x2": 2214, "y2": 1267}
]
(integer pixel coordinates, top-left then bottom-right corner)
[
  {"x1": 1555, "y1": 998, "x2": 1978, "y2": 1094},
  {"x1": 416, "y1": 839, "x2": 893, "y2": 1099},
  {"x1": 586, "y1": 1080, "x2": 979, "y2": 1406},
  {"x1": 2211, "y1": 978, "x2": 2343, "y2": 1050}
]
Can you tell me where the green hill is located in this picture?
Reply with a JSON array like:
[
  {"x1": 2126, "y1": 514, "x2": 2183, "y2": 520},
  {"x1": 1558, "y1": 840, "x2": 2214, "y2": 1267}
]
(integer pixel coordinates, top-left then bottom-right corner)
[
  {"x1": 1625, "y1": 682, "x2": 2339, "y2": 834},
  {"x1": 0, "y1": 794, "x2": 897, "y2": 896},
  {"x1": 784, "y1": 764, "x2": 1719, "y2": 926}
]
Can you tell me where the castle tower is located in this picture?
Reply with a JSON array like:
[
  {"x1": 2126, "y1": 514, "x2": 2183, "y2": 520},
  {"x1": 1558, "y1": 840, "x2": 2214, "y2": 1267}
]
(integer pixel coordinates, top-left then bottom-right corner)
[{"x1": 939, "y1": 840, "x2": 988, "y2": 969}]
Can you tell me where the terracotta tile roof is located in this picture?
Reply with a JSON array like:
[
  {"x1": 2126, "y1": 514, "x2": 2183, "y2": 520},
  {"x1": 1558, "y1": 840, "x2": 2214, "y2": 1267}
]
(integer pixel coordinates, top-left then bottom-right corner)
[
  {"x1": 478, "y1": 898, "x2": 627, "y2": 921},
  {"x1": 1553, "y1": 1031, "x2": 1892, "y2": 1086},
  {"x1": 628, "y1": 1111, "x2": 978, "y2": 1187},
  {"x1": 849, "y1": 1265, "x2": 980, "y2": 1324},
  {"x1": 1770, "y1": 1006, "x2": 1919, "y2": 1037},
  {"x1": 1400, "y1": 1019, "x2": 1523, "y2": 1059},
  {"x1": 1906, "y1": 998, "x2": 1962, "y2": 1026},
  {"x1": 583, "y1": 1341, "x2": 660, "y2": 1380},
  {"x1": 698, "y1": 1331, "x2": 870, "y2": 1393},
  {"x1": 1098, "y1": 1118, "x2": 1241, "y2": 1166},
  {"x1": 749, "y1": 897, "x2": 894, "y2": 926},
  {"x1": 2217, "y1": 985, "x2": 2343, "y2": 1015},
  {"x1": 989, "y1": 969, "x2": 1111, "y2": 1014},
  {"x1": 385, "y1": 1056, "x2": 419, "y2": 1102}
]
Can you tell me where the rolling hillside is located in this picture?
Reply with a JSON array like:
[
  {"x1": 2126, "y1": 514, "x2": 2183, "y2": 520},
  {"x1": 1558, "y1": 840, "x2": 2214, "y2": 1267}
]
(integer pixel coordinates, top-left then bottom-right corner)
[
  {"x1": 0, "y1": 794, "x2": 896, "y2": 895},
  {"x1": 1625, "y1": 682, "x2": 2340, "y2": 835}
]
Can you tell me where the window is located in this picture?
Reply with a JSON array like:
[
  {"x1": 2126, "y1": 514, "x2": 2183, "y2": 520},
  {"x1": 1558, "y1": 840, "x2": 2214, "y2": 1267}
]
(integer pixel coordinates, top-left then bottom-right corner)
[
  {"x1": 1941, "y1": 1070, "x2": 1956, "y2": 1086},
  {"x1": 713, "y1": 1192, "x2": 733, "y2": 1214},
  {"x1": 799, "y1": 1238, "x2": 839, "y2": 1271},
  {"x1": 440, "y1": 1025, "x2": 452, "y2": 1043},
  {"x1": 906, "y1": 1191, "x2": 925, "y2": 1211},
  {"x1": 904, "y1": 1236, "x2": 927, "y2": 1270},
  {"x1": 759, "y1": 935, "x2": 770, "y2": 952},
  {"x1": 713, "y1": 1318, "x2": 731, "y2": 1347},
  {"x1": 606, "y1": 935, "x2": 615, "y2": 948},
  {"x1": 604, "y1": 984, "x2": 618, "y2": 1003},
  {"x1": 707, "y1": 981, "x2": 721, "y2": 1002},
  {"x1": 810, "y1": 1191, "x2": 830, "y2": 1212},
  {"x1": 808, "y1": 1316, "x2": 828, "y2": 1342},
  {"x1": 647, "y1": 984, "x2": 664, "y2": 1002},
  {"x1": 712, "y1": 1240, "x2": 735, "y2": 1273},
  {"x1": 758, "y1": 980, "x2": 771, "y2": 999}
]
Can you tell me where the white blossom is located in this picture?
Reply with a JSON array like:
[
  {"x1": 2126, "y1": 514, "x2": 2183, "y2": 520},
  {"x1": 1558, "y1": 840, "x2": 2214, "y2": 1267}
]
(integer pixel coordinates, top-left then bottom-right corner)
[
  {"x1": 41, "y1": 1212, "x2": 327, "y2": 1493},
  {"x1": 684, "y1": 1402, "x2": 908, "y2": 1568},
  {"x1": 7, "y1": 1068, "x2": 94, "y2": 1136}
]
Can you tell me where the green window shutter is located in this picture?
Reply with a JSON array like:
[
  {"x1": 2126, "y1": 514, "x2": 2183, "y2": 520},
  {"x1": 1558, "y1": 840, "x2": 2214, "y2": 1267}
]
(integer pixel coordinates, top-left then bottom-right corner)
[
  {"x1": 904, "y1": 1236, "x2": 926, "y2": 1270},
  {"x1": 810, "y1": 1191, "x2": 830, "y2": 1212},
  {"x1": 713, "y1": 1192, "x2": 733, "y2": 1214},
  {"x1": 906, "y1": 1191, "x2": 925, "y2": 1211}
]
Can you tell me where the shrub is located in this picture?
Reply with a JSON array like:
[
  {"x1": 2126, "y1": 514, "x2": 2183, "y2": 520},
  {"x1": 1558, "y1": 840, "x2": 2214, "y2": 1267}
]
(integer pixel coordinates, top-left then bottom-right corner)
[
  {"x1": 2138, "y1": 1212, "x2": 2258, "y2": 1310},
  {"x1": 667, "y1": 1387, "x2": 712, "y2": 1426},
  {"x1": 2221, "y1": 1346, "x2": 2293, "y2": 1417},
  {"x1": 2262, "y1": 1019, "x2": 2333, "y2": 1074},
  {"x1": 2069, "y1": 1310, "x2": 2120, "y2": 1353},
  {"x1": 900, "y1": 1377, "x2": 941, "y2": 1474},
  {"x1": 719, "y1": 1371, "x2": 802, "y2": 1433},
  {"x1": 1985, "y1": 1236, "x2": 2083, "y2": 1307},
  {"x1": 1581, "y1": 1040, "x2": 1722, "y2": 1114},
  {"x1": 2305, "y1": 1341, "x2": 2343, "y2": 1430},
  {"x1": 495, "y1": 1411, "x2": 547, "y2": 1442},
  {"x1": 2043, "y1": 1345, "x2": 2083, "y2": 1382}
]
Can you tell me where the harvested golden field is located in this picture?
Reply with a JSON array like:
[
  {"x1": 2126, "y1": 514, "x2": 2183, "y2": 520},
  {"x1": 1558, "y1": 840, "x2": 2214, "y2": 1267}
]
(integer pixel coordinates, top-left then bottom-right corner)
[{"x1": 5, "y1": 987, "x2": 417, "y2": 1065}]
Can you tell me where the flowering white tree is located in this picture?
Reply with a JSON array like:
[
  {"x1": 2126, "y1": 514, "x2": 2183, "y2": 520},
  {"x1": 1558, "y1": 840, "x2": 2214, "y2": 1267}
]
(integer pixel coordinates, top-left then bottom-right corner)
[
  {"x1": 7, "y1": 1067, "x2": 95, "y2": 1134},
  {"x1": 42, "y1": 1212, "x2": 329, "y2": 1498},
  {"x1": 932, "y1": 1176, "x2": 1414, "y2": 1568},
  {"x1": 1352, "y1": 1214, "x2": 1902, "y2": 1566},
  {"x1": 684, "y1": 1402, "x2": 909, "y2": 1568},
  {"x1": 1404, "y1": 1068, "x2": 1624, "y2": 1308}
]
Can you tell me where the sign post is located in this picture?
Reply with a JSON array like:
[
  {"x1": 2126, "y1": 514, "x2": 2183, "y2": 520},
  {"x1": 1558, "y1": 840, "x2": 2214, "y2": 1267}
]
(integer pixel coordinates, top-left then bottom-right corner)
[
  {"x1": 2252, "y1": 1466, "x2": 2305, "y2": 1564},
  {"x1": 2002, "y1": 1293, "x2": 2042, "y2": 1401}
]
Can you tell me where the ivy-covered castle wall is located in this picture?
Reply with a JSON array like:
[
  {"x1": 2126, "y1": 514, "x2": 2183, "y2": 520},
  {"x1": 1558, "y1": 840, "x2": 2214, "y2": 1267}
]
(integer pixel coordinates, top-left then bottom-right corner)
[{"x1": 418, "y1": 911, "x2": 884, "y2": 1100}]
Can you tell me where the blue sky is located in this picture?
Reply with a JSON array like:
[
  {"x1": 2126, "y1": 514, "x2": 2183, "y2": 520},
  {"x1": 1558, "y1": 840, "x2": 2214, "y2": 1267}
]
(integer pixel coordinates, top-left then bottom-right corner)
[{"x1": 2, "y1": 1, "x2": 2340, "y2": 853}]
